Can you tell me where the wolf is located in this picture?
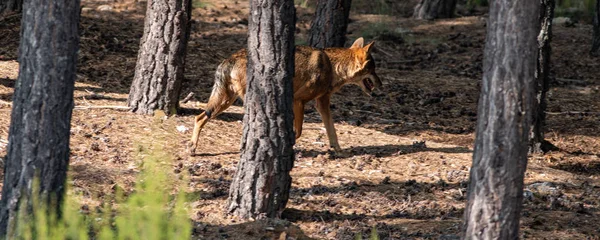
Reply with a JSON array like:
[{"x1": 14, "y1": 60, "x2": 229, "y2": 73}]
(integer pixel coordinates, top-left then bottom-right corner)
[{"x1": 189, "y1": 37, "x2": 382, "y2": 154}]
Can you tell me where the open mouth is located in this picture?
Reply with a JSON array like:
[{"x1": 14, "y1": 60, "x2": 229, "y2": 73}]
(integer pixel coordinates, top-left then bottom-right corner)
[{"x1": 363, "y1": 78, "x2": 374, "y2": 91}]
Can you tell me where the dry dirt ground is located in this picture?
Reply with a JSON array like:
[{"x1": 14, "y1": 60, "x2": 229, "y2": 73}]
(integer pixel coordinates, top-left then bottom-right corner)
[{"x1": 1, "y1": 0, "x2": 600, "y2": 239}]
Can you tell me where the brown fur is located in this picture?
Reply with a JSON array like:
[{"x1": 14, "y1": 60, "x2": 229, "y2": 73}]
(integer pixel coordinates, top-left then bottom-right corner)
[{"x1": 190, "y1": 38, "x2": 382, "y2": 154}]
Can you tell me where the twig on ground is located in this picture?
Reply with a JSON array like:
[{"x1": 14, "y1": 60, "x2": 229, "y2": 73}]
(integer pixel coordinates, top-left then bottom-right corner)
[
  {"x1": 74, "y1": 105, "x2": 130, "y2": 110},
  {"x1": 369, "y1": 116, "x2": 402, "y2": 124},
  {"x1": 181, "y1": 92, "x2": 195, "y2": 103},
  {"x1": 555, "y1": 78, "x2": 587, "y2": 85},
  {"x1": 546, "y1": 111, "x2": 600, "y2": 116}
]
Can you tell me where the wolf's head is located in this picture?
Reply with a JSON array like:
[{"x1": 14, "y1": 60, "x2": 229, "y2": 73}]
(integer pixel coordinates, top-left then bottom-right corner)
[{"x1": 347, "y1": 37, "x2": 382, "y2": 96}]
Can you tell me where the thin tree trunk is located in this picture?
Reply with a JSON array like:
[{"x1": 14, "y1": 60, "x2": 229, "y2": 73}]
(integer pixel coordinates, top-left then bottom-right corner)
[
  {"x1": 227, "y1": 0, "x2": 296, "y2": 219},
  {"x1": 413, "y1": 0, "x2": 457, "y2": 20},
  {"x1": 462, "y1": 1, "x2": 539, "y2": 239},
  {"x1": 0, "y1": 0, "x2": 22, "y2": 16},
  {"x1": 530, "y1": 0, "x2": 557, "y2": 154},
  {"x1": 0, "y1": 0, "x2": 80, "y2": 237},
  {"x1": 127, "y1": 0, "x2": 192, "y2": 115},
  {"x1": 308, "y1": 0, "x2": 352, "y2": 48},
  {"x1": 591, "y1": 0, "x2": 600, "y2": 55}
]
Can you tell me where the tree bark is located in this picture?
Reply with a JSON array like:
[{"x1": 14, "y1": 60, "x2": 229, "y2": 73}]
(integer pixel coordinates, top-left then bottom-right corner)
[
  {"x1": 530, "y1": 0, "x2": 557, "y2": 154},
  {"x1": 462, "y1": 1, "x2": 539, "y2": 239},
  {"x1": 0, "y1": 0, "x2": 22, "y2": 16},
  {"x1": 127, "y1": 0, "x2": 192, "y2": 115},
  {"x1": 308, "y1": 0, "x2": 352, "y2": 48},
  {"x1": 227, "y1": 0, "x2": 296, "y2": 219},
  {"x1": 591, "y1": 0, "x2": 600, "y2": 55},
  {"x1": 413, "y1": 0, "x2": 457, "y2": 20},
  {"x1": 0, "y1": 0, "x2": 80, "y2": 237}
]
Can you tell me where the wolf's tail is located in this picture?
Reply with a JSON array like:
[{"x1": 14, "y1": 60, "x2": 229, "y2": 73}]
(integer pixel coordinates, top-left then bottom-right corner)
[{"x1": 204, "y1": 59, "x2": 233, "y2": 119}]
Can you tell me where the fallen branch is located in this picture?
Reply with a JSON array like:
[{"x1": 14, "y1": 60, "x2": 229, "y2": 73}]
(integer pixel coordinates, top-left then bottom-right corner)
[
  {"x1": 369, "y1": 116, "x2": 402, "y2": 124},
  {"x1": 554, "y1": 78, "x2": 587, "y2": 85},
  {"x1": 374, "y1": 47, "x2": 394, "y2": 57},
  {"x1": 354, "y1": 109, "x2": 382, "y2": 116},
  {"x1": 74, "y1": 105, "x2": 130, "y2": 110},
  {"x1": 386, "y1": 59, "x2": 421, "y2": 65},
  {"x1": 546, "y1": 111, "x2": 600, "y2": 116},
  {"x1": 181, "y1": 92, "x2": 195, "y2": 103}
]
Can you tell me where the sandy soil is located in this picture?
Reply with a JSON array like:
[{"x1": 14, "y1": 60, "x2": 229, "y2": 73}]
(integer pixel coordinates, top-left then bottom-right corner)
[{"x1": 1, "y1": 0, "x2": 599, "y2": 239}]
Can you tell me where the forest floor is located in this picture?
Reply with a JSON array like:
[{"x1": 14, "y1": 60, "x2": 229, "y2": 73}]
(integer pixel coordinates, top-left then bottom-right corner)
[{"x1": 1, "y1": 0, "x2": 600, "y2": 239}]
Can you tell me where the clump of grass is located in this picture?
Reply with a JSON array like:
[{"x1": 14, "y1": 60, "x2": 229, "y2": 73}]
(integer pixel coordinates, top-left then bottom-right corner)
[
  {"x1": 12, "y1": 126, "x2": 191, "y2": 240},
  {"x1": 193, "y1": 0, "x2": 214, "y2": 9}
]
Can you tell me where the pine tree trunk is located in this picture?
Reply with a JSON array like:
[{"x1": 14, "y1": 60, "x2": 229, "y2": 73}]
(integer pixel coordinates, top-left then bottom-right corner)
[
  {"x1": 591, "y1": 0, "x2": 600, "y2": 55},
  {"x1": 227, "y1": 0, "x2": 296, "y2": 219},
  {"x1": 462, "y1": 1, "x2": 539, "y2": 239},
  {"x1": 127, "y1": 0, "x2": 192, "y2": 115},
  {"x1": 0, "y1": 0, "x2": 22, "y2": 16},
  {"x1": 413, "y1": 0, "x2": 457, "y2": 20},
  {"x1": 0, "y1": 0, "x2": 80, "y2": 237},
  {"x1": 308, "y1": 0, "x2": 352, "y2": 48},
  {"x1": 530, "y1": 0, "x2": 556, "y2": 154}
]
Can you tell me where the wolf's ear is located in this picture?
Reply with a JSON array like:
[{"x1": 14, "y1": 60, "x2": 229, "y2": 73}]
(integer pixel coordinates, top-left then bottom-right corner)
[
  {"x1": 364, "y1": 41, "x2": 375, "y2": 54},
  {"x1": 350, "y1": 37, "x2": 365, "y2": 49},
  {"x1": 361, "y1": 60, "x2": 371, "y2": 69}
]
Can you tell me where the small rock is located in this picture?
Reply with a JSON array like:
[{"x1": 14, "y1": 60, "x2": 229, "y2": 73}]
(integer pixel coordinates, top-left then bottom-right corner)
[
  {"x1": 90, "y1": 142, "x2": 101, "y2": 151},
  {"x1": 81, "y1": 7, "x2": 93, "y2": 13},
  {"x1": 176, "y1": 125, "x2": 189, "y2": 133},
  {"x1": 412, "y1": 140, "x2": 427, "y2": 149},
  {"x1": 523, "y1": 189, "x2": 534, "y2": 202},
  {"x1": 96, "y1": 5, "x2": 113, "y2": 11},
  {"x1": 527, "y1": 182, "x2": 561, "y2": 197},
  {"x1": 380, "y1": 176, "x2": 391, "y2": 184}
]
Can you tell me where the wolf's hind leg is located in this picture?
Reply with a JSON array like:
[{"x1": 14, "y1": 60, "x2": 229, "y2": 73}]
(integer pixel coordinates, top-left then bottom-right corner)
[{"x1": 293, "y1": 101, "x2": 305, "y2": 140}]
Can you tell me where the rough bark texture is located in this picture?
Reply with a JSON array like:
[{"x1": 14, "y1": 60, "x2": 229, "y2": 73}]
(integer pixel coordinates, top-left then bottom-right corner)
[
  {"x1": 530, "y1": 0, "x2": 556, "y2": 154},
  {"x1": 308, "y1": 0, "x2": 352, "y2": 48},
  {"x1": 0, "y1": 0, "x2": 22, "y2": 16},
  {"x1": 227, "y1": 0, "x2": 296, "y2": 219},
  {"x1": 592, "y1": 0, "x2": 600, "y2": 55},
  {"x1": 0, "y1": 0, "x2": 80, "y2": 237},
  {"x1": 462, "y1": 1, "x2": 539, "y2": 239},
  {"x1": 127, "y1": 0, "x2": 192, "y2": 115},
  {"x1": 413, "y1": 0, "x2": 457, "y2": 20}
]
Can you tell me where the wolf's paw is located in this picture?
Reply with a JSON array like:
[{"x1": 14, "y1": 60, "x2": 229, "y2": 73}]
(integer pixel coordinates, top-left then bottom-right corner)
[
  {"x1": 186, "y1": 141, "x2": 197, "y2": 156},
  {"x1": 329, "y1": 147, "x2": 350, "y2": 159}
]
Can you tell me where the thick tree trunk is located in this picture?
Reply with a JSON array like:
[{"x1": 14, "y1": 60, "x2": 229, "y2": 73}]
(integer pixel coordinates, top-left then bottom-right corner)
[
  {"x1": 227, "y1": 0, "x2": 296, "y2": 219},
  {"x1": 462, "y1": 1, "x2": 539, "y2": 239},
  {"x1": 530, "y1": 0, "x2": 557, "y2": 154},
  {"x1": 0, "y1": 0, "x2": 22, "y2": 16},
  {"x1": 0, "y1": 0, "x2": 80, "y2": 237},
  {"x1": 591, "y1": 0, "x2": 600, "y2": 55},
  {"x1": 413, "y1": 0, "x2": 457, "y2": 20},
  {"x1": 308, "y1": 0, "x2": 352, "y2": 48},
  {"x1": 127, "y1": 0, "x2": 192, "y2": 115}
]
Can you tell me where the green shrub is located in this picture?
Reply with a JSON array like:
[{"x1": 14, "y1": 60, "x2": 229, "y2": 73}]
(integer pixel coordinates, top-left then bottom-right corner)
[{"x1": 12, "y1": 141, "x2": 191, "y2": 240}]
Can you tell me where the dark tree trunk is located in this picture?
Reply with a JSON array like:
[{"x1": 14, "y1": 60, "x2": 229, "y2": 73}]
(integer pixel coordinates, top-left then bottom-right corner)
[
  {"x1": 530, "y1": 0, "x2": 557, "y2": 154},
  {"x1": 413, "y1": 0, "x2": 457, "y2": 20},
  {"x1": 308, "y1": 0, "x2": 352, "y2": 48},
  {"x1": 592, "y1": 0, "x2": 600, "y2": 55},
  {"x1": 127, "y1": 0, "x2": 192, "y2": 115},
  {"x1": 227, "y1": 0, "x2": 296, "y2": 219},
  {"x1": 462, "y1": 0, "x2": 539, "y2": 239},
  {"x1": 0, "y1": 0, "x2": 22, "y2": 16},
  {"x1": 0, "y1": 0, "x2": 80, "y2": 237}
]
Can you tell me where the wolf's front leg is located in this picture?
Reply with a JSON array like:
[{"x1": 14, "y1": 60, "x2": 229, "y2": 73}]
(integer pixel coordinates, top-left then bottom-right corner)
[{"x1": 315, "y1": 95, "x2": 341, "y2": 152}]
